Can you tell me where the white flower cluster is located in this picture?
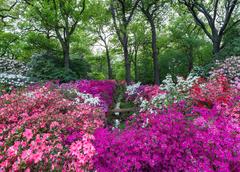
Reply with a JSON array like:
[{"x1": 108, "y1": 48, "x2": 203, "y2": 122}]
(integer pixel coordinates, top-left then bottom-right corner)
[
  {"x1": 160, "y1": 73, "x2": 199, "y2": 94},
  {"x1": 0, "y1": 73, "x2": 32, "y2": 87},
  {"x1": 67, "y1": 89, "x2": 100, "y2": 106},
  {"x1": 0, "y1": 58, "x2": 32, "y2": 87},
  {"x1": 0, "y1": 58, "x2": 30, "y2": 75},
  {"x1": 126, "y1": 82, "x2": 141, "y2": 96},
  {"x1": 132, "y1": 73, "x2": 200, "y2": 113},
  {"x1": 210, "y1": 56, "x2": 240, "y2": 87},
  {"x1": 139, "y1": 97, "x2": 150, "y2": 112}
]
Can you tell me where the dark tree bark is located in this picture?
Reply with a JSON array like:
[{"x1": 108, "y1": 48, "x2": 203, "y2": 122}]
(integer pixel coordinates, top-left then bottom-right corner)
[
  {"x1": 139, "y1": 1, "x2": 162, "y2": 85},
  {"x1": 122, "y1": 32, "x2": 131, "y2": 83},
  {"x1": 179, "y1": 0, "x2": 240, "y2": 58},
  {"x1": 110, "y1": 0, "x2": 140, "y2": 84},
  {"x1": 63, "y1": 43, "x2": 70, "y2": 69},
  {"x1": 105, "y1": 46, "x2": 113, "y2": 79},
  {"x1": 133, "y1": 45, "x2": 139, "y2": 82},
  {"x1": 55, "y1": 25, "x2": 72, "y2": 70},
  {"x1": 98, "y1": 28, "x2": 113, "y2": 79},
  {"x1": 53, "y1": 0, "x2": 86, "y2": 70},
  {"x1": 149, "y1": 19, "x2": 160, "y2": 85}
]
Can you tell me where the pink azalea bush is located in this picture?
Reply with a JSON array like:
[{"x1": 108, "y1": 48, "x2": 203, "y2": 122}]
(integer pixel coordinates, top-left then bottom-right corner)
[
  {"x1": 190, "y1": 75, "x2": 240, "y2": 120},
  {"x1": 61, "y1": 80, "x2": 117, "y2": 112},
  {"x1": 0, "y1": 73, "x2": 239, "y2": 171},
  {"x1": 76, "y1": 80, "x2": 116, "y2": 107},
  {"x1": 94, "y1": 76, "x2": 240, "y2": 172},
  {"x1": 0, "y1": 82, "x2": 107, "y2": 171},
  {"x1": 94, "y1": 106, "x2": 240, "y2": 171},
  {"x1": 210, "y1": 56, "x2": 240, "y2": 87}
]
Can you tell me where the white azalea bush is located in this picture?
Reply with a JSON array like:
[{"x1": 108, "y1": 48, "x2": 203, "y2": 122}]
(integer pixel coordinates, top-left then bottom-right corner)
[
  {"x1": 68, "y1": 89, "x2": 101, "y2": 106},
  {"x1": 160, "y1": 73, "x2": 200, "y2": 99},
  {"x1": 125, "y1": 82, "x2": 141, "y2": 96},
  {"x1": 0, "y1": 58, "x2": 32, "y2": 88},
  {"x1": 0, "y1": 58, "x2": 30, "y2": 75},
  {"x1": 0, "y1": 73, "x2": 32, "y2": 87},
  {"x1": 126, "y1": 73, "x2": 200, "y2": 113},
  {"x1": 210, "y1": 56, "x2": 240, "y2": 87}
]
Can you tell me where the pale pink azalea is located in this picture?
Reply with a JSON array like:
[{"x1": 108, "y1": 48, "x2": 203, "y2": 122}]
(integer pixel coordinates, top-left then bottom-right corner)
[
  {"x1": 33, "y1": 152, "x2": 43, "y2": 164},
  {"x1": 21, "y1": 149, "x2": 32, "y2": 162},
  {"x1": 23, "y1": 129, "x2": 33, "y2": 142},
  {"x1": 50, "y1": 121, "x2": 60, "y2": 129}
]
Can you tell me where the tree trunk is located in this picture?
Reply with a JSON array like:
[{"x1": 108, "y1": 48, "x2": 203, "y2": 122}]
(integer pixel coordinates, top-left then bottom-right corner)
[
  {"x1": 123, "y1": 33, "x2": 131, "y2": 84},
  {"x1": 62, "y1": 43, "x2": 70, "y2": 70},
  {"x1": 149, "y1": 20, "x2": 160, "y2": 85},
  {"x1": 212, "y1": 37, "x2": 221, "y2": 58},
  {"x1": 134, "y1": 47, "x2": 138, "y2": 82},
  {"x1": 105, "y1": 46, "x2": 113, "y2": 79}
]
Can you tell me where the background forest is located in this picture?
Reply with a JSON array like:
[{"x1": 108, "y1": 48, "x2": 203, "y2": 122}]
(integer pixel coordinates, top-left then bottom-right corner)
[{"x1": 0, "y1": 0, "x2": 240, "y2": 85}]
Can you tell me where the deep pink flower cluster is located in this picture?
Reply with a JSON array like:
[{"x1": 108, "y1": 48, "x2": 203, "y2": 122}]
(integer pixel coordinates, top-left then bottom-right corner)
[
  {"x1": 94, "y1": 76, "x2": 240, "y2": 172},
  {"x1": 0, "y1": 83, "x2": 106, "y2": 171},
  {"x1": 75, "y1": 80, "x2": 116, "y2": 110},
  {"x1": 190, "y1": 75, "x2": 240, "y2": 120},
  {"x1": 126, "y1": 84, "x2": 163, "y2": 101},
  {"x1": 94, "y1": 109, "x2": 240, "y2": 172}
]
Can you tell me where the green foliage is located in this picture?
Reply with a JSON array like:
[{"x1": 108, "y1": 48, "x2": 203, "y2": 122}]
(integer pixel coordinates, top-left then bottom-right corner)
[
  {"x1": 220, "y1": 24, "x2": 240, "y2": 58},
  {"x1": 138, "y1": 56, "x2": 154, "y2": 84},
  {"x1": 160, "y1": 49, "x2": 189, "y2": 80},
  {"x1": 49, "y1": 68, "x2": 78, "y2": 83},
  {"x1": 25, "y1": 32, "x2": 60, "y2": 53},
  {"x1": 71, "y1": 56, "x2": 90, "y2": 79},
  {"x1": 88, "y1": 72, "x2": 105, "y2": 80},
  {"x1": 0, "y1": 31, "x2": 18, "y2": 58},
  {"x1": 27, "y1": 52, "x2": 78, "y2": 82}
]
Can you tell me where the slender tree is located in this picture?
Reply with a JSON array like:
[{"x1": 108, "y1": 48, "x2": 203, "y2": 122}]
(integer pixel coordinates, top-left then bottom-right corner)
[
  {"x1": 128, "y1": 21, "x2": 149, "y2": 82},
  {"x1": 139, "y1": 0, "x2": 167, "y2": 84},
  {"x1": 88, "y1": 1, "x2": 113, "y2": 79},
  {"x1": 23, "y1": 0, "x2": 86, "y2": 70},
  {"x1": 110, "y1": 0, "x2": 140, "y2": 84},
  {"x1": 179, "y1": 0, "x2": 240, "y2": 57},
  {"x1": 97, "y1": 28, "x2": 113, "y2": 79}
]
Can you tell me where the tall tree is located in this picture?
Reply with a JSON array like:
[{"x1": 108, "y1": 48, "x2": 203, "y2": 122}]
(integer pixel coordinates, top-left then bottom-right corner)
[
  {"x1": 110, "y1": 0, "x2": 140, "y2": 84},
  {"x1": 23, "y1": 0, "x2": 86, "y2": 70},
  {"x1": 128, "y1": 20, "x2": 149, "y2": 82},
  {"x1": 168, "y1": 14, "x2": 206, "y2": 73},
  {"x1": 88, "y1": 1, "x2": 113, "y2": 79},
  {"x1": 179, "y1": 0, "x2": 240, "y2": 58},
  {"x1": 139, "y1": 0, "x2": 167, "y2": 84}
]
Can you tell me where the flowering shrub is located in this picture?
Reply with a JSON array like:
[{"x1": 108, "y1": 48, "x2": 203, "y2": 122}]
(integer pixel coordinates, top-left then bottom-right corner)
[
  {"x1": 210, "y1": 56, "x2": 240, "y2": 87},
  {"x1": 190, "y1": 75, "x2": 238, "y2": 105},
  {"x1": 190, "y1": 75, "x2": 240, "y2": 122},
  {"x1": 0, "y1": 58, "x2": 29, "y2": 75},
  {"x1": 75, "y1": 80, "x2": 117, "y2": 111},
  {"x1": 0, "y1": 83, "x2": 106, "y2": 171},
  {"x1": 126, "y1": 73, "x2": 199, "y2": 112},
  {"x1": 94, "y1": 104, "x2": 240, "y2": 172},
  {"x1": 0, "y1": 73, "x2": 32, "y2": 87},
  {"x1": 0, "y1": 58, "x2": 32, "y2": 87},
  {"x1": 0, "y1": 72, "x2": 239, "y2": 171},
  {"x1": 94, "y1": 74, "x2": 240, "y2": 171}
]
